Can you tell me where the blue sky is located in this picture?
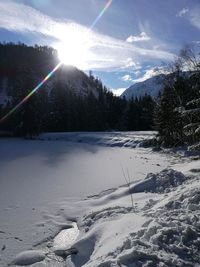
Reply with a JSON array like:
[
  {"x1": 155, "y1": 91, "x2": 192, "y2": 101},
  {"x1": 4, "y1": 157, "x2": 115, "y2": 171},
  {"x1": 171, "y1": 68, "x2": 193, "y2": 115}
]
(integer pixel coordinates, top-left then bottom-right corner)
[{"x1": 0, "y1": 0, "x2": 200, "y2": 95}]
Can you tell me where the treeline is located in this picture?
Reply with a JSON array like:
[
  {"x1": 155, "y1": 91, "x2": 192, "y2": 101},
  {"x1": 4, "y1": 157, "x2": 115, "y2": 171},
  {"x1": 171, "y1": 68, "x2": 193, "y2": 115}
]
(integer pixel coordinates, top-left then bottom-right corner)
[
  {"x1": 0, "y1": 43, "x2": 155, "y2": 136},
  {"x1": 155, "y1": 46, "x2": 200, "y2": 150}
]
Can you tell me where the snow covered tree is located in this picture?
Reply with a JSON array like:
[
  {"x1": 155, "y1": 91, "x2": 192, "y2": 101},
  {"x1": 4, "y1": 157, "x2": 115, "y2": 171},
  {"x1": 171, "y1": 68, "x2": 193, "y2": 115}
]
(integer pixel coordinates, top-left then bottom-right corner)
[
  {"x1": 179, "y1": 46, "x2": 200, "y2": 149},
  {"x1": 182, "y1": 99, "x2": 200, "y2": 143},
  {"x1": 155, "y1": 45, "x2": 200, "y2": 148},
  {"x1": 181, "y1": 75, "x2": 200, "y2": 149},
  {"x1": 155, "y1": 84, "x2": 184, "y2": 146}
]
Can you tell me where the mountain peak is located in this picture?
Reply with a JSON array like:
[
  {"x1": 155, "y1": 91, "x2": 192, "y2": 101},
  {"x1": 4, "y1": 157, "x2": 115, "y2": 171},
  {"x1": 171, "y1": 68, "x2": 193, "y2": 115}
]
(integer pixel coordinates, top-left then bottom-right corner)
[{"x1": 121, "y1": 74, "x2": 166, "y2": 99}]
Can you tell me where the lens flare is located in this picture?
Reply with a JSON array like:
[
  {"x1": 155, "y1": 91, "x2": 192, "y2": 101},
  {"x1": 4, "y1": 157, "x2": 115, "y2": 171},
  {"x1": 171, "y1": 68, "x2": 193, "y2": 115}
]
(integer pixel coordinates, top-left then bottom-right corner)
[
  {"x1": 0, "y1": 0, "x2": 113, "y2": 123},
  {"x1": 57, "y1": 0, "x2": 113, "y2": 68},
  {"x1": 91, "y1": 0, "x2": 113, "y2": 29},
  {"x1": 0, "y1": 62, "x2": 62, "y2": 123}
]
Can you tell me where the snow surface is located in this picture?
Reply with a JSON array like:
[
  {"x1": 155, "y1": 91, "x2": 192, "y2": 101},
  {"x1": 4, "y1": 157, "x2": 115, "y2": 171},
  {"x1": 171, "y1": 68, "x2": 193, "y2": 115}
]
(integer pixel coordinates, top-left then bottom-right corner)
[
  {"x1": 39, "y1": 131, "x2": 156, "y2": 148},
  {"x1": 0, "y1": 132, "x2": 200, "y2": 266}
]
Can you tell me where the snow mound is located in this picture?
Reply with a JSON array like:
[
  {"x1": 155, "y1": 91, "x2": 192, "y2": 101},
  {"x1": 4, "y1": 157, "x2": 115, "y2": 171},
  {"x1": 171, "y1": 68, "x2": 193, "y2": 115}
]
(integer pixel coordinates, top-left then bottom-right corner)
[
  {"x1": 72, "y1": 184, "x2": 200, "y2": 266},
  {"x1": 53, "y1": 222, "x2": 79, "y2": 250},
  {"x1": 189, "y1": 143, "x2": 200, "y2": 151},
  {"x1": 130, "y1": 169, "x2": 188, "y2": 194},
  {"x1": 12, "y1": 250, "x2": 45, "y2": 266},
  {"x1": 117, "y1": 188, "x2": 200, "y2": 267},
  {"x1": 65, "y1": 167, "x2": 199, "y2": 267}
]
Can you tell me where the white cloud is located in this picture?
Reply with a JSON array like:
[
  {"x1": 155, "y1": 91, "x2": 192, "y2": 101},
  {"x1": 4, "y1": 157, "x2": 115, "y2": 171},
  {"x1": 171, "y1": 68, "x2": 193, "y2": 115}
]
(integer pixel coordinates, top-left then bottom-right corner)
[
  {"x1": 120, "y1": 74, "x2": 133, "y2": 82},
  {"x1": 124, "y1": 58, "x2": 138, "y2": 68},
  {"x1": 111, "y1": 88, "x2": 126, "y2": 96},
  {"x1": 188, "y1": 7, "x2": 200, "y2": 30},
  {"x1": 176, "y1": 8, "x2": 189, "y2": 17},
  {"x1": 192, "y1": 40, "x2": 200, "y2": 45},
  {"x1": 0, "y1": 1, "x2": 175, "y2": 71},
  {"x1": 132, "y1": 67, "x2": 167, "y2": 83},
  {"x1": 177, "y1": 7, "x2": 200, "y2": 31},
  {"x1": 126, "y1": 32, "x2": 151, "y2": 43}
]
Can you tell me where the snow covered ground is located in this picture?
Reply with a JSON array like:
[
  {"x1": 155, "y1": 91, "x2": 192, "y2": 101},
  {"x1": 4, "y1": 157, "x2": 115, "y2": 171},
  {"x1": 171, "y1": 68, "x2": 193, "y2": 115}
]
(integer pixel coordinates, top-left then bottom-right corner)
[
  {"x1": 0, "y1": 132, "x2": 200, "y2": 266},
  {"x1": 39, "y1": 131, "x2": 156, "y2": 148}
]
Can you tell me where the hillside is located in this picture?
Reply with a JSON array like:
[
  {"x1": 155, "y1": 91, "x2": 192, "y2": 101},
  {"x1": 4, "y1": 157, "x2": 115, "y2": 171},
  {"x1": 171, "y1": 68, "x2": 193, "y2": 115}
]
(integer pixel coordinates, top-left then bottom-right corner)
[
  {"x1": 0, "y1": 44, "x2": 156, "y2": 135},
  {"x1": 121, "y1": 74, "x2": 166, "y2": 99},
  {"x1": 0, "y1": 43, "x2": 99, "y2": 105}
]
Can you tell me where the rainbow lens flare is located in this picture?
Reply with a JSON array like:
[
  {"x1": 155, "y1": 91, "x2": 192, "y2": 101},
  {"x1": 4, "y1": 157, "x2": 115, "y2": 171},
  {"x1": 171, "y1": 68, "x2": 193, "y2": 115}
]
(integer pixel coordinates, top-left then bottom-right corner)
[
  {"x1": 91, "y1": 0, "x2": 113, "y2": 29},
  {"x1": 0, "y1": 62, "x2": 62, "y2": 123},
  {"x1": 0, "y1": 0, "x2": 113, "y2": 123}
]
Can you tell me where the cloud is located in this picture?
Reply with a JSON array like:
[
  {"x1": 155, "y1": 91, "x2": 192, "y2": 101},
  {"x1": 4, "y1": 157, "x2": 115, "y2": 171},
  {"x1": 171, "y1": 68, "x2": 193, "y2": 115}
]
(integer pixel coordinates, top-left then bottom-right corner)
[
  {"x1": 188, "y1": 7, "x2": 200, "y2": 30},
  {"x1": 111, "y1": 88, "x2": 126, "y2": 96},
  {"x1": 0, "y1": 0, "x2": 175, "y2": 71},
  {"x1": 132, "y1": 67, "x2": 167, "y2": 83},
  {"x1": 120, "y1": 74, "x2": 133, "y2": 82},
  {"x1": 126, "y1": 32, "x2": 151, "y2": 43},
  {"x1": 192, "y1": 41, "x2": 200, "y2": 45},
  {"x1": 176, "y1": 8, "x2": 189, "y2": 17},
  {"x1": 176, "y1": 6, "x2": 200, "y2": 31},
  {"x1": 124, "y1": 58, "x2": 139, "y2": 68}
]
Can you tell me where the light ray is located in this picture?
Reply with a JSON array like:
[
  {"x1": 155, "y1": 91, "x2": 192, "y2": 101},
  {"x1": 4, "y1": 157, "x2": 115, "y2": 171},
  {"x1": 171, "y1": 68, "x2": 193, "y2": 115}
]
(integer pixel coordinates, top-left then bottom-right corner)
[
  {"x1": 0, "y1": 0, "x2": 113, "y2": 123},
  {"x1": 0, "y1": 62, "x2": 62, "y2": 123},
  {"x1": 91, "y1": 0, "x2": 113, "y2": 29}
]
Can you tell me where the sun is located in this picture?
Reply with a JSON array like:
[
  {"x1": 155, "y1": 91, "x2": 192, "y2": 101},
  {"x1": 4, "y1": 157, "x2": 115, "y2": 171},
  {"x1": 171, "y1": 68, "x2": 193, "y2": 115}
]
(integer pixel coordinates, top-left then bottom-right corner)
[
  {"x1": 55, "y1": 28, "x2": 92, "y2": 69},
  {"x1": 57, "y1": 42, "x2": 87, "y2": 69}
]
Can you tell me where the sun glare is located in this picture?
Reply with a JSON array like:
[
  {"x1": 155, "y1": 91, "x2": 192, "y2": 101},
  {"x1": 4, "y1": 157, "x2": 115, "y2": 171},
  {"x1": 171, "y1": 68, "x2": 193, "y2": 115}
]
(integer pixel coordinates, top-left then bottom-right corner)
[
  {"x1": 57, "y1": 42, "x2": 87, "y2": 69},
  {"x1": 56, "y1": 28, "x2": 92, "y2": 69}
]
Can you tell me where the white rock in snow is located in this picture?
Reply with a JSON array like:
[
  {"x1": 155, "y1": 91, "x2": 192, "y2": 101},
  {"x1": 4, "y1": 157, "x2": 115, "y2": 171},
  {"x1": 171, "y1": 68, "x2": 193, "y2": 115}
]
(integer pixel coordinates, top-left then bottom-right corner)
[{"x1": 13, "y1": 250, "x2": 45, "y2": 266}]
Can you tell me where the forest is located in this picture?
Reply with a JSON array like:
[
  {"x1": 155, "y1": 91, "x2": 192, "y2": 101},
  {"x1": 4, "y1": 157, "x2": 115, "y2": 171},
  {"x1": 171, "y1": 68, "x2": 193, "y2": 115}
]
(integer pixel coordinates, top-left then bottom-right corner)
[
  {"x1": 0, "y1": 43, "x2": 155, "y2": 136},
  {"x1": 0, "y1": 43, "x2": 200, "y2": 150}
]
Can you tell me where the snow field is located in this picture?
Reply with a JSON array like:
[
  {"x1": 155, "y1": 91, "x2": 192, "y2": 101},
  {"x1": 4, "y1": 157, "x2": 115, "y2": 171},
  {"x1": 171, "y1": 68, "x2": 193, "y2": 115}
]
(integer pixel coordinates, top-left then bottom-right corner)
[
  {"x1": 11, "y1": 161, "x2": 199, "y2": 267},
  {"x1": 0, "y1": 132, "x2": 199, "y2": 266}
]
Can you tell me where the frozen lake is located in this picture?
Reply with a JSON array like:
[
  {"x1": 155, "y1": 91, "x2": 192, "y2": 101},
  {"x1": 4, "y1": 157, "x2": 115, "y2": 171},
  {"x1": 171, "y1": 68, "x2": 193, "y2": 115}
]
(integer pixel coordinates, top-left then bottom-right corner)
[{"x1": 0, "y1": 133, "x2": 172, "y2": 265}]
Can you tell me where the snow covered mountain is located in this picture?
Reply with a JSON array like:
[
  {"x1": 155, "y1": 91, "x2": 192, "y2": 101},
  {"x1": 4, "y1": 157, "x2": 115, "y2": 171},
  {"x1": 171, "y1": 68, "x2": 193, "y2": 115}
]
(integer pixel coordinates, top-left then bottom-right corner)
[
  {"x1": 0, "y1": 44, "x2": 101, "y2": 108},
  {"x1": 0, "y1": 65, "x2": 99, "y2": 107},
  {"x1": 49, "y1": 65, "x2": 100, "y2": 97},
  {"x1": 121, "y1": 74, "x2": 166, "y2": 99}
]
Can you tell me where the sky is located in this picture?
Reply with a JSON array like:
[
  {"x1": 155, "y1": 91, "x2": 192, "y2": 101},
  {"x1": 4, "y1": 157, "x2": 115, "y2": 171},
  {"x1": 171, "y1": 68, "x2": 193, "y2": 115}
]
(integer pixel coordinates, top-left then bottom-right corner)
[{"x1": 0, "y1": 0, "x2": 200, "y2": 95}]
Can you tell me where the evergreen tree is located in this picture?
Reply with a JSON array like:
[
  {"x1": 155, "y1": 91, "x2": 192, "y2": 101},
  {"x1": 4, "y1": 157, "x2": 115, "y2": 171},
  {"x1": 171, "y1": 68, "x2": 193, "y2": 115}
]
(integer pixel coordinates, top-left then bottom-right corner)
[
  {"x1": 139, "y1": 94, "x2": 155, "y2": 130},
  {"x1": 48, "y1": 80, "x2": 70, "y2": 132},
  {"x1": 155, "y1": 85, "x2": 184, "y2": 146},
  {"x1": 155, "y1": 45, "x2": 200, "y2": 148},
  {"x1": 11, "y1": 66, "x2": 40, "y2": 137},
  {"x1": 0, "y1": 43, "x2": 156, "y2": 134},
  {"x1": 181, "y1": 72, "x2": 200, "y2": 148}
]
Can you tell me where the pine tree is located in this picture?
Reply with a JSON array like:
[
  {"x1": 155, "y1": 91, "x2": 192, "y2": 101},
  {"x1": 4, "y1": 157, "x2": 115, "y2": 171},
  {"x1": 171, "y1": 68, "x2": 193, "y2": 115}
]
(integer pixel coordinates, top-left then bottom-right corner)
[
  {"x1": 155, "y1": 45, "x2": 200, "y2": 148},
  {"x1": 11, "y1": 65, "x2": 40, "y2": 137},
  {"x1": 181, "y1": 73, "x2": 200, "y2": 149},
  {"x1": 139, "y1": 94, "x2": 155, "y2": 130},
  {"x1": 48, "y1": 80, "x2": 70, "y2": 132},
  {"x1": 155, "y1": 85, "x2": 184, "y2": 146},
  {"x1": 179, "y1": 46, "x2": 200, "y2": 149}
]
